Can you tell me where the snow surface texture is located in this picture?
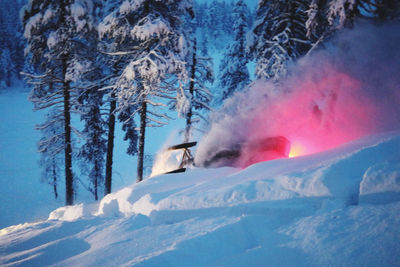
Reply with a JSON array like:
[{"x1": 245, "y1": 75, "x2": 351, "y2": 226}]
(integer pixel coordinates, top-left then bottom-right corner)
[{"x1": 1, "y1": 132, "x2": 400, "y2": 266}]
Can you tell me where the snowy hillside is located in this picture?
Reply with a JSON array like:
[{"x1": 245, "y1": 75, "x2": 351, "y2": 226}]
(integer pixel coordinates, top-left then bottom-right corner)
[{"x1": 1, "y1": 131, "x2": 400, "y2": 266}]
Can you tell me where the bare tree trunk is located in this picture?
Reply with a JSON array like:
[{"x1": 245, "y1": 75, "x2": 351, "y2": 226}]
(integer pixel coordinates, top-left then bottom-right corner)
[
  {"x1": 60, "y1": 0, "x2": 73, "y2": 206},
  {"x1": 137, "y1": 100, "x2": 147, "y2": 182},
  {"x1": 52, "y1": 158, "x2": 58, "y2": 200},
  {"x1": 6, "y1": 70, "x2": 11, "y2": 87},
  {"x1": 184, "y1": 39, "x2": 197, "y2": 143},
  {"x1": 63, "y1": 66, "x2": 74, "y2": 206},
  {"x1": 105, "y1": 93, "x2": 116, "y2": 195},
  {"x1": 94, "y1": 161, "x2": 99, "y2": 201}
]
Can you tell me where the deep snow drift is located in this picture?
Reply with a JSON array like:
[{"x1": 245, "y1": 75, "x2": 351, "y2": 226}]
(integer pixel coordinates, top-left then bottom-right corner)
[{"x1": 1, "y1": 131, "x2": 400, "y2": 266}]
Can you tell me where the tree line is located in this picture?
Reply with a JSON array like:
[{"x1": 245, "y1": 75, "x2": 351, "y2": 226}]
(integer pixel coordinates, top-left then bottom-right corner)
[{"x1": 14, "y1": 0, "x2": 400, "y2": 206}]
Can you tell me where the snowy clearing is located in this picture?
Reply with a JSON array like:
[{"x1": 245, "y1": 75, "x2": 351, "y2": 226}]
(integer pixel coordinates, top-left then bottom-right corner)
[{"x1": 1, "y1": 131, "x2": 400, "y2": 266}]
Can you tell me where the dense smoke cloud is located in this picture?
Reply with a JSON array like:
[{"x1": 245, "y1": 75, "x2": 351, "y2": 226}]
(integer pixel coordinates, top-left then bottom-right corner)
[{"x1": 196, "y1": 22, "x2": 400, "y2": 166}]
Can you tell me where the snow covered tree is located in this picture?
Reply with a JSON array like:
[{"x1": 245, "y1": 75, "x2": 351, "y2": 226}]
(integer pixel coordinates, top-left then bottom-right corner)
[
  {"x1": 104, "y1": 88, "x2": 117, "y2": 195},
  {"x1": 304, "y1": 0, "x2": 359, "y2": 53},
  {"x1": 73, "y1": 1, "x2": 110, "y2": 200},
  {"x1": 199, "y1": 35, "x2": 209, "y2": 58},
  {"x1": 22, "y1": 0, "x2": 97, "y2": 205},
  {"x1": 176, "y1": 38, "x2": 214, "y2": 143},
  {"x1": 193, "y1": 1, "x2": 243, "y2": 53},
  {"x1": 325, "y1": 0, "x2": 400, "y2": 27},
  {"x1": 99, "y1": 0, "x2": 192, "y2": 182},
  {"x1": 118, "y1": 106, "x2": 139, "y2": 157},
  {"x1": 326, "y1": 0, "x2": 359, "y2": 29},
  {"x1": 305, "y1": 0, "x2": 329, "y2": 41},
  {"x1": 37, "y1": 108, "x2": 64, "y2": 200},
  {"x1": 205, "y1": 0, "x2": 236, "y2": 49},
  {"x1": 78, "y1": 84, "x2": 107, "y2": 201},
  {"x1": 0, "y1": 0, "x2": 24, "y2": 87},
  {"x1": 218, "y1": 0, "x2": 250, "y2": 101},
  {"x1": 92, "y1": 0, "x2": 124, "y2": 196},
  {"x1": 305, "y1": 0, "x2": 400, "y2": 53},
  {"x1": 221, "y1": 2, "x2": 235, "y2": 36},
  {"x1": 249, "y1": 0, "x2": 311, "y2": 82},
  {"x1": 208, "y1": 0, "x2": 223, "y2": 42},
  {"x1": 171, "y1": 7, "x2": 214, "y2": 144}
]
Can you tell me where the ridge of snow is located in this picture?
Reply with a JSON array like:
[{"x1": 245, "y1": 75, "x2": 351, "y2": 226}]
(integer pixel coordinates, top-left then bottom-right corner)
[{"x1": 1, "y1": 131, "x2": 400, "y2": 266}]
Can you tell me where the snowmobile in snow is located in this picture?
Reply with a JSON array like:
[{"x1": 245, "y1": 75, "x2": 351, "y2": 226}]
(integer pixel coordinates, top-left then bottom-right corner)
[
  {"x1": 165, "y1": 136, "x2": 290, "y2": 174},
  {"x1": 164, "y1": 141, "x2": 197, "y2": 174},
  {"x1": 202, "y1": 136, "x2": 291, "y2": 168}
]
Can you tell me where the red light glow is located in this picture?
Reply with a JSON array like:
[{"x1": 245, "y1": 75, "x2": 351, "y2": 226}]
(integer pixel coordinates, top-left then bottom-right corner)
[{"x1": 246, "y1": 64, "x2": 379, "y2": 159}]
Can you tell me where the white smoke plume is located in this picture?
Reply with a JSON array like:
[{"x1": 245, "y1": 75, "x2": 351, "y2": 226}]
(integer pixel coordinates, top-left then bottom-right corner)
[{"x1": 196, "y1": 22, "x2": 400, "y2": 166}]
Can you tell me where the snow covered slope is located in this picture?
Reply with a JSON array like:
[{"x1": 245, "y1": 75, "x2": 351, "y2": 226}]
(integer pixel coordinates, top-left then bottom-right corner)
[{"x1": 1, "y1": 132, "x2": 400, "y2": 266}]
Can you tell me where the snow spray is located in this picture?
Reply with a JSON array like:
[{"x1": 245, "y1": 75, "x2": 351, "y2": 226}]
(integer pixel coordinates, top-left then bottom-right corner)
[{"x1": 196, "y1": 22, "x2": 400, "y2": 166}]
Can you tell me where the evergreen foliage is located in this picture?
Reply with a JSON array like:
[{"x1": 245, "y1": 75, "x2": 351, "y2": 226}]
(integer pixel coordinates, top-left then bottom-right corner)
[
  {"x1": 22, "y1": 0, "x2": 98, "y2": 205},
  {"x1": 305, "y1": 0, "x2": 400, "y2": 53},
  {"x1": 37, "y1": 108, "x2": 64, "y2": 200},
  {"x1": 174, "y1": 6, "x2": 214, "y2": 143},
  {"x1": 177, "y1": 38, "x2": 214, "y2": 143},
  {"x1": 249, "y1": 0, "x2": 310, "y2": 82},
  {"x1": 78, "y1": 87, "x2": 107, "y2": 201},
  {"x1": 99, "y1": 0, "x2": 193, "y2": 182},
  {"x1": 0, "y1": 0, "x2": 25, "y2": 88},
  {"x1": 218, "y1": 0, "x2": 250, "y2": 101},
  {"x1": 75, "y1": 1, "x2": 109, "y2": 200},
  {"x1": 14, "y1": 0, "x2": 399, "y2": 204},
  {"x1": 193, "y1": 0, "x2": 252, "y2": 51}
]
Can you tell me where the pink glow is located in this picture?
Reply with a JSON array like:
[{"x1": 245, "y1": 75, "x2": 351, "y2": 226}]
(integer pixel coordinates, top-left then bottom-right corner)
[
  {"x1": 195, "y1": 23, "x2": 400, "y2": 167},
  {"x1": 247, "y1": 64, "x2": 379, "y2": 158}
]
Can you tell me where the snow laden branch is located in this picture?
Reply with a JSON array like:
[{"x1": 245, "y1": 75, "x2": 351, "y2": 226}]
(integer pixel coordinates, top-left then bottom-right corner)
[{"x1": 98, "y1": 0, "x2": 192, "y2": 182}]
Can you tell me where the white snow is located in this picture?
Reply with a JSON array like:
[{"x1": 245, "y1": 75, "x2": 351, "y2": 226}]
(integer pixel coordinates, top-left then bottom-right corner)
[
  {"x1": 327, "y1": 0, "x2": 357, "y2": 27},
  {"x1": 46, "y1": 31, "x2": 58, "y2": 49},
  {"x1": 65, "y1": 58, "x2": 91, "y2": 82},
  {"x1": 130, "y1": 17, "x2": 171, "y2": 41},
  {"x1": 23, "y1": 13, "x2": 42, "y2": 39},
  {"x1": 42, "y1": 9, "x2": 53, "y2": 24},
  {"x1": 49, "y1": 204, "x2": 85, "y2": 222},
  {"x1": 71, "y1": 5, "x2": 87, "y2": 32},
  {"x1": 1, "y1": 129, "x2": 400, "y2": 266},
  {"x1": 119, "y1": 0, "x2": 145, "y2": 15}
]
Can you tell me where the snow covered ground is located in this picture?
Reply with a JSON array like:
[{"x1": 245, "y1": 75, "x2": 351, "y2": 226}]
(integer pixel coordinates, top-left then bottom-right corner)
[
  {"x1": 0, "y1": 89, "x2": 184, "y2": 230},
  {"x1": 1, "y1": 127, "x2": 400, "y2": 266}
]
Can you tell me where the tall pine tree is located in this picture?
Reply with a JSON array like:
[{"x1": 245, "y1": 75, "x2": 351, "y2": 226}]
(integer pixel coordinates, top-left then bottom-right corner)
[
  {"x1": 37, "y1": 108, "x2": 64, "y2": 200},
  {"x1": 249, "y1": 0, "x2": 311, "y2": 82},
  {"x1": 78, "y1": 81, "x2": 107, "y2": 200},
  {"x1": 96, "y1": 0, "x2": 125, "y2": 196},
  {"x1": 218, "y1": 0, "x2": 250, "y2": 102},
  {"x1": 22, "y1": 0, "x2": 97, "y2": 205},
  {"x1": 176, "y1": 37, "x2": 214, "y2": 143},
  {"x1": 306, "y1": 0, "x2": 400, "y2": 53},
  {"x1": 75, "y1": 1, "x2": 109, "y2": 200},
  {"x1": 99, "y1": 0, "x2": 193, "y2": 182}
]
